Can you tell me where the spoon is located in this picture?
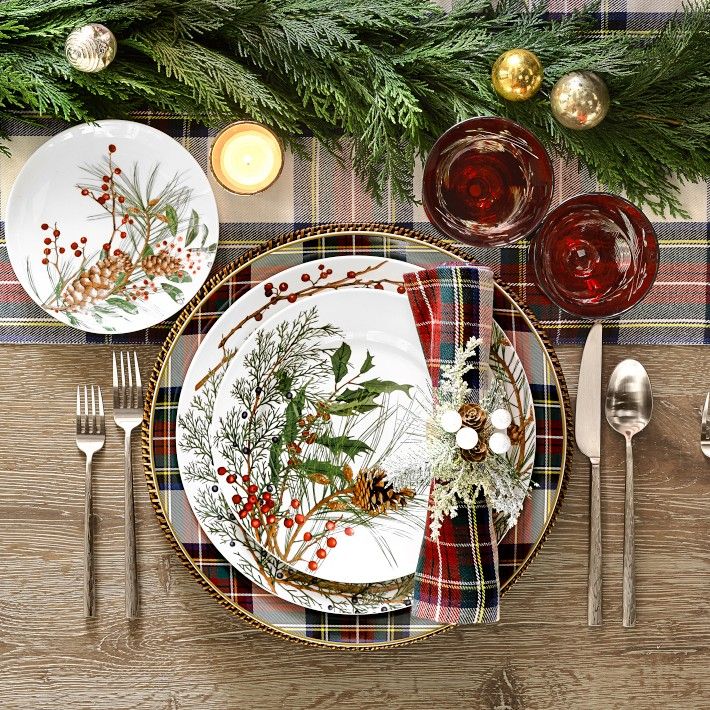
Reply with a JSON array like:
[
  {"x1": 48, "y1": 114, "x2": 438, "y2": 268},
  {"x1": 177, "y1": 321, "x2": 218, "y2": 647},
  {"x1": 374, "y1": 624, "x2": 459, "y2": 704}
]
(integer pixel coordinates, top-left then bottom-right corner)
[{"x1": 605, "y1": 359, "x2": 653, "y2": 628}]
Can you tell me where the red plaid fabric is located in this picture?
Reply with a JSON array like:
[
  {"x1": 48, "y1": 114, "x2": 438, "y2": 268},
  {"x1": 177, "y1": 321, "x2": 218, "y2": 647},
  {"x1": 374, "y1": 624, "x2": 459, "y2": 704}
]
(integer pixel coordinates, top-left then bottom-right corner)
[{"x1": 404, "y1": 265, "x2": 500, "y2": 624}]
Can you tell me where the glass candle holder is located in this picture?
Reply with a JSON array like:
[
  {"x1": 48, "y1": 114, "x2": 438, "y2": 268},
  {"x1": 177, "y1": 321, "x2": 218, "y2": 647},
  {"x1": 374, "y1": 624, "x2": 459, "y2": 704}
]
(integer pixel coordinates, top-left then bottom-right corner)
[
  {"x1": 529, "y1": 193, "x2": 659, "y2": 319},
  {"x1": 422, "y1": 117, "x2": 553, "y2": 247},
  {"x1": 210, "y1": 122, "x2": 284, "y2": 195}
]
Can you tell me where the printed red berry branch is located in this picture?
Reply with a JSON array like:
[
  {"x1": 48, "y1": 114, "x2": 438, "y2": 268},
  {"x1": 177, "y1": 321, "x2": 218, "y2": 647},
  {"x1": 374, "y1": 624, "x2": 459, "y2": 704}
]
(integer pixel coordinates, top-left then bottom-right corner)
[
  {"x1": 194, "y1": 261, "x2": 405, "y2": 391},
  {"x1": 34, "y1": 144, "x2": 209, "y2": 327}
]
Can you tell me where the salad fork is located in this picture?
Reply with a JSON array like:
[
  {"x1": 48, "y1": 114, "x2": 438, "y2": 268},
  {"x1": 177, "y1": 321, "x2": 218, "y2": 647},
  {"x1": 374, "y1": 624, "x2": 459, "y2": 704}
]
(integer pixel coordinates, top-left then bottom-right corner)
[
  {"x1": 76, "y1": 385, "x2": 105, "y2": 618},
  {"x1": 702, "y1": 393, "x2": 710, "y2": 459},
  {"x1": 113, "y1": 351, "x2": 142, "y2": 619}
]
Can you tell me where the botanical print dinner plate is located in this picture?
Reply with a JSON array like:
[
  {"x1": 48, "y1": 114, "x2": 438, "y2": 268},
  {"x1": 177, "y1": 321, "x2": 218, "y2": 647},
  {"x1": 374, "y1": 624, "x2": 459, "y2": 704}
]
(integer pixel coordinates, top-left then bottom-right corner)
[
  {"x1": 5, "y1": 119, "x2": 219, "y2": 333},
  {"x1": 210, "y1": 289, "x2": 431, "y2": 584},
  {"x1": 176, "y1": 255, "x2": 535, "y2": 612}
]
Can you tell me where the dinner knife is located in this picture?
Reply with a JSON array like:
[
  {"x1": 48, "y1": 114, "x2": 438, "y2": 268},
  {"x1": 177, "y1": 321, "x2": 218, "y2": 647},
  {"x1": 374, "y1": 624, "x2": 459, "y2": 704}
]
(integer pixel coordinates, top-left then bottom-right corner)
[{"x1": 575, "y1": 320, "x2": 603, "y2": 626}]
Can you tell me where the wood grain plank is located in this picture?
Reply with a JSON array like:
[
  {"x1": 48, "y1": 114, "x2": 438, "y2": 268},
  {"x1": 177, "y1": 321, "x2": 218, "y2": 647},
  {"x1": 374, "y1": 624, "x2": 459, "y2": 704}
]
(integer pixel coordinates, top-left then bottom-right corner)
[{"x1": 0, "y1": 344, "x2": 708, "y2": 709}]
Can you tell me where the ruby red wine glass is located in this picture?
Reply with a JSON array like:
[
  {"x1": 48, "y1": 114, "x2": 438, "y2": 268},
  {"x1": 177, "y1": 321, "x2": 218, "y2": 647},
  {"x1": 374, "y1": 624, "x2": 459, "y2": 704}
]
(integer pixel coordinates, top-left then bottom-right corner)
[
  {"x1": 529, "y1": 193, "x2": 659, "y2": 319},
  {"x1": 422, "y1": 116, "x2": 554, "y2": 247}
]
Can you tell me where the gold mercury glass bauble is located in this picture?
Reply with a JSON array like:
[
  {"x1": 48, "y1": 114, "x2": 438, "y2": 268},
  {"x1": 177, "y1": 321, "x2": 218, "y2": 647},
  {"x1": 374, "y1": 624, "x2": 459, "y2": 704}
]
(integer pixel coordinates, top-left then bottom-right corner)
[
  {"x1": 65, "y1": 23, "x2": 117, "y2": 73},
  {"x1": 550, "y1": 71, "x2": 610, "y2": 130},
  {"x1": 491, "y1": 49, "x2": 543, "y2": 102}
]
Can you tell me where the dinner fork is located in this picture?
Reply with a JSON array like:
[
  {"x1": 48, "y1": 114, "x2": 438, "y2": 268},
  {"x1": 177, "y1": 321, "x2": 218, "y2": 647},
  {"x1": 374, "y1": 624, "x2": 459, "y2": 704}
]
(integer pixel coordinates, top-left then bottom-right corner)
[
  {"x1": 76, "y1": 385, "x2": 105, "y2": 618},
  {"x1": 702, "y1": 393, "x2": 710, "y2": 459},
  {"x1": 113, "y1": 351, "x2": 142, "y2": 619}
]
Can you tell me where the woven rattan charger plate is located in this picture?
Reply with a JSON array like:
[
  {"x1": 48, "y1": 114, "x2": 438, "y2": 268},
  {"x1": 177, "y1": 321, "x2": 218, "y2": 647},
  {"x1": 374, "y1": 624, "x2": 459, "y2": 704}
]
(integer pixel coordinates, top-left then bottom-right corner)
[{"x1": 142, "y1": 223, "x2": 572, "y2": 650}]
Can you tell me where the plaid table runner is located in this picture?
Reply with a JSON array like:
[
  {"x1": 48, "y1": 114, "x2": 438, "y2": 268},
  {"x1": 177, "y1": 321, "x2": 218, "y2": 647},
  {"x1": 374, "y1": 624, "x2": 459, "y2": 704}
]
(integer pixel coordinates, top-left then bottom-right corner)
[
  {"x1": 405, "y1": 265, "x2": 500, "y2": 624},
  {"x1": 0, "y1": 1, "x2": 705, "y2": 347}
]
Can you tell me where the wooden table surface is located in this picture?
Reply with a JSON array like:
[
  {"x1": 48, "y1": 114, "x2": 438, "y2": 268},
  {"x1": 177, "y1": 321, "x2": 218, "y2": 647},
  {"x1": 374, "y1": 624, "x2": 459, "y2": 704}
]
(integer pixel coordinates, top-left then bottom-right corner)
[{"x1": 1, "y1": 343, "x2": 708, "y2": 709}]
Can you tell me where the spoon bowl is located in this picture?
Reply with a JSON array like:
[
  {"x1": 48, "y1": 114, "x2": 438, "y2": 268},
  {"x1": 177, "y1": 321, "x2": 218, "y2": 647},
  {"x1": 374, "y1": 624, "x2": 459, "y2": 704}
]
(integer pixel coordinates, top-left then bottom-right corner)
[{"x1": 605, "y1": 359, "x2": 653, "y2": 439}]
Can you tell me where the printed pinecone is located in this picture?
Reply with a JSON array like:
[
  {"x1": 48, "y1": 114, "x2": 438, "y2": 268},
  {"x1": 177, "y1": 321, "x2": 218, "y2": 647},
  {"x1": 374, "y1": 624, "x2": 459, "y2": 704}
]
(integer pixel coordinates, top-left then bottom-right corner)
[
  {"x1": 351, "y1": 468, "x2": 414, "y2": 515},
  {"x1": 458, "y1": 403, "x2": 488, "y2": 431},
  {"x1": 141, "y1": 251, "x2": 182, "y2": 278},
  {"x1": 62, "y1": 253, "x2": 132, "y2": 309},
  {"x1": 461, "y1": 439, "x2": 489, "y2": 463}
]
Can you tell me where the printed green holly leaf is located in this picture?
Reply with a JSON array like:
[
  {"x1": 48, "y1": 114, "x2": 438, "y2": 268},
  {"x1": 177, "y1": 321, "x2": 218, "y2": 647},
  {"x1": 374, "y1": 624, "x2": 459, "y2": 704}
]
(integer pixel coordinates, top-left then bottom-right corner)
[
  {"x1": 185, "y1": 209, "x2": 200, "y2": 246},
  {"x1": 360, "y1": 350, "x2": 375, "y2": 374},
  {"x1": 361, "y1": 378, "x2": 412, "y2": 396},
  {"x1": 300, "y1": 459, "x2": 345, "y2": 481},
  {"x1": 331, "y1": 342, "x2": 351, "y2": 383},
  {"x1": 316, "y1": 434, "x2": 371, "y2": 460},
  {"x1": 336, "y1": 388, "x2": 379, "y2": 405},
  {"x1": 282, "y1": 387, "x2": 306, "y2": 443},
  {"x1": 165, "y1": 205, "x2": 178, "y2": 236},
  {"x1": 167, "y1": 271, "x2": 192, "y2": 283},
  {"x1": 161, "y1": 282, "x2": 184, "y2": 303},
  {"x1": 106, "y1": 296, "x2": 139, "y2": 314}
]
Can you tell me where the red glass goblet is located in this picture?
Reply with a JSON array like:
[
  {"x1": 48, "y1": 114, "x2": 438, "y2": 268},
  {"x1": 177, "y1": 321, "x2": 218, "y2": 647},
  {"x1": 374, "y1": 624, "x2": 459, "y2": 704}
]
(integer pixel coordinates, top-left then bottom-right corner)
[
  {"x1": 529, "y1": 193, "x2": 659, "y2": 319},
  {"x1": 422, "y1": 117, "x2": 554, "y2": 247}
]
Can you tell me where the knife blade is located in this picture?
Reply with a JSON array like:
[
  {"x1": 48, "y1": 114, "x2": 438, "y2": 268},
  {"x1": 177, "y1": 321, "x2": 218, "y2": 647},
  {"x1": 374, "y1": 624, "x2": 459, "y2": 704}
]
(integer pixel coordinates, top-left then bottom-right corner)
[
  {"x1": 576, "y1": 321, "x2": 602, "y2": 459},
  {"x1": 575, "y1": 320, "x2": 603, "y2": 627}
]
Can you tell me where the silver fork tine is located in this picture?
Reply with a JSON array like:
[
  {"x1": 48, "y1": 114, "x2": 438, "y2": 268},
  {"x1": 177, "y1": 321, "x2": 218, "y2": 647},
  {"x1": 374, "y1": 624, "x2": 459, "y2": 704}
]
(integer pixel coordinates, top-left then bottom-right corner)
[
  {"x1": 113, "y1": 352, "x2": 119, "y2": 407},
  {"x1": 91, "y1": 385, "x2": 97, "y2": 435},
  {"x1": 126, "y1": 351, "x2": 134, "y2": 407},
  {"x1": 76, "y1": 386, "x2": 81, "y2": 433},
  {"x1": 133, "y1": 351, "x2": 141, "y2": 388},
  {"x1": 120, "y1": 351, "x2": 127, "y2": 407},
  {"x1": 97, "y1": 386, "x2": 104, "y2": 434},
  {"x1": 84, "y1": 385, "x2": 89, "y2": 434},
  {"x1": 702, "y1": 392, "x2": 709, "y2": 440}
]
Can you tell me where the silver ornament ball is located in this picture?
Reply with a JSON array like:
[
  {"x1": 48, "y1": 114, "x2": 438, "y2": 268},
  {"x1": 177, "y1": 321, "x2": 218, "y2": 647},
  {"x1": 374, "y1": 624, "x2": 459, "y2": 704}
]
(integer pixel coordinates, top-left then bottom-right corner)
[
  {"x1": 550, "y1": 71, "x2": 610, "y2": 130},
  {"x1": 65, "y1": 23, "x2": 117, "y2": 73}
]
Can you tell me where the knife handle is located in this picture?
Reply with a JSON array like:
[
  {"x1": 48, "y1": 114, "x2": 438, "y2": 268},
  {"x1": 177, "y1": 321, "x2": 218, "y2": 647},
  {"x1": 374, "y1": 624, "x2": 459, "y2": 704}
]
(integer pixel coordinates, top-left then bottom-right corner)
[{"x1": 588, "y1": 458, "x2": 602, "y2": 626}]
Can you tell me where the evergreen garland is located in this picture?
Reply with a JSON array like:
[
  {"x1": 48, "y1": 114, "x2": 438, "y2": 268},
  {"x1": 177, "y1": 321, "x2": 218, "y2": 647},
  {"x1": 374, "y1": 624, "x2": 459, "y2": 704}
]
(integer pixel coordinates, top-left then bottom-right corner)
[{"x1": 0, "y1": 0, "x2": 708, "y2": 216}]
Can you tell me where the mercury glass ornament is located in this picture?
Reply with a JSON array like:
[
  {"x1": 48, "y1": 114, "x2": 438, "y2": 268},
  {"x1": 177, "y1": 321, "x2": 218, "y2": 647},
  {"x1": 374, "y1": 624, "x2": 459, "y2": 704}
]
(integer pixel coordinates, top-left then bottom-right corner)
[
  {"x1": 550, "y1": 71, "x2": 610, "y2": 130},
  {"x1": 491, "y1": 49, "x2": 543, "y2": 102},
  {"x1": 65, "y1": 24, "x2": 117, "y2": 73}
]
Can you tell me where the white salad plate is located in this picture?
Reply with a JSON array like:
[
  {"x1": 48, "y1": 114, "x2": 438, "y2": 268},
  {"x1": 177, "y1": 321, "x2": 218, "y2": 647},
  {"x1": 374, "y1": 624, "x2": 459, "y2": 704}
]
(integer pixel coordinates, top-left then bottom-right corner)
[
  {"x1": 5, "y1": 119, "x2": 219, "y2": 333},
  {"x1": 210, "y1": 288, "x2": 431, "y2": 584}
]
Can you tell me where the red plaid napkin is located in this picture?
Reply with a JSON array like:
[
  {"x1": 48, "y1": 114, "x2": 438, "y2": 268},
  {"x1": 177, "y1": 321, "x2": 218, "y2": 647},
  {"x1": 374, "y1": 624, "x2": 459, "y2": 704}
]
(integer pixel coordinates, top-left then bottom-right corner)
[{"x1": 404, "y1": 264, "x2": 500, "y2": 624}]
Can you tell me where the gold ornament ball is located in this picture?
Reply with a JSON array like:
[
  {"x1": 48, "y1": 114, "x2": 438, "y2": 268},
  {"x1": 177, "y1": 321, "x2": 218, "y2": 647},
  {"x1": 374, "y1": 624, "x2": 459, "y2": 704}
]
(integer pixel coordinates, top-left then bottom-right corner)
[
  {"x1": 550, "y1": 71, "x2": 610, "y2": 130},
  {"x1": 491, "y1": 49, "x2": 544, "y2": 102},
  {"x1": 65, "y1": 23, "x2": 117, "y2": 73}
]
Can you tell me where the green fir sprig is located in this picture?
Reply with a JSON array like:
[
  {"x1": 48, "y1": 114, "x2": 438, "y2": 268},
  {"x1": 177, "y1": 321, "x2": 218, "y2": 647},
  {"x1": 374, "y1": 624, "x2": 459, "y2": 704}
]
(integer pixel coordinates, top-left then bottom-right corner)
[{"x1": 0, "y1": 0, "x2": 708, "y2": 215}]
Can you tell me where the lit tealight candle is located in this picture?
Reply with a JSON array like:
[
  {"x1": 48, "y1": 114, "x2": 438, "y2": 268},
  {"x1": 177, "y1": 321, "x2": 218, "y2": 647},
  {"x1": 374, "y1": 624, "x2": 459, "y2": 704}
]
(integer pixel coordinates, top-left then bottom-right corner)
[{"x1": 210, "y1": 122, "x2": 284, "y2": 195}]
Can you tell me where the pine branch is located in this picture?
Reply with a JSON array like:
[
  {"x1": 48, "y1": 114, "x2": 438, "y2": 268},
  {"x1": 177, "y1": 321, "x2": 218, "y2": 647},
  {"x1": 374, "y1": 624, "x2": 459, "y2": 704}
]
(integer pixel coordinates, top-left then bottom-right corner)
[{"x1": 0, "y1": 0, "x2": 708, "y2": 215}]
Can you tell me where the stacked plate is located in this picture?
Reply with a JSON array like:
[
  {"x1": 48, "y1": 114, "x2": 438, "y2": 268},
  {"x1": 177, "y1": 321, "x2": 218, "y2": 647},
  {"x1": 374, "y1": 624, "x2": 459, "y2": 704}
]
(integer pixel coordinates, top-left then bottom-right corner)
[
  {"x1": 176, "y1": 254, "x2": 536, "y2": 614},
  {"x1": 144, "y1": 226, "x2": 571, "y2": 648}
]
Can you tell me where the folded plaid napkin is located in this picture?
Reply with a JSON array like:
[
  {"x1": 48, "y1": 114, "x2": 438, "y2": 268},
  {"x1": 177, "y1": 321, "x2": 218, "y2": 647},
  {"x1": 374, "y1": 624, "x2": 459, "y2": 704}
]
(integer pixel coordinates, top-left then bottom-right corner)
[{"x1": 403, "y1": 264, "x2": 500, "y2": 624}]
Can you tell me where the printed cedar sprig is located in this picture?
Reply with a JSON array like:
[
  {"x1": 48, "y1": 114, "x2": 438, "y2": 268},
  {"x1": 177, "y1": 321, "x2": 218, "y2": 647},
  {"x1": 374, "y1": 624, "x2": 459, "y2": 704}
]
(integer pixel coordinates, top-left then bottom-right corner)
[
  {"x1": 212, "y1": 305, "x2": 423, "y2": 573},
  {"x1": 32, "y1": 143, "x2": 210, "y2": 329}
]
